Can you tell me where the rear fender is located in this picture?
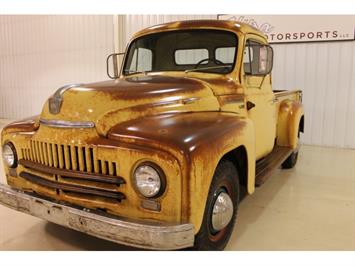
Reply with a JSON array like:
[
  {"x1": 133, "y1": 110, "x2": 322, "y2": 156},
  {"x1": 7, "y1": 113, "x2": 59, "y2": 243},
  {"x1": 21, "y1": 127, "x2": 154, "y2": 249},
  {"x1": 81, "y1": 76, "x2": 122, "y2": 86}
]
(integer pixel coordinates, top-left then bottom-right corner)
[{"x1": 277, "y1": 100, "x2": 304, "y2": 149}]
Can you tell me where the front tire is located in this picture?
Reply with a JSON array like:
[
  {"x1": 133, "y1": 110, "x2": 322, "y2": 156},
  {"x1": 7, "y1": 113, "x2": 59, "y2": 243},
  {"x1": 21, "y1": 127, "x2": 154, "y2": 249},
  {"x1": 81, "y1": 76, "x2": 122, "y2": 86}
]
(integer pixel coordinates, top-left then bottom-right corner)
[{"x1": 193, "y1": 160, "x2": 239, "y2": 250}]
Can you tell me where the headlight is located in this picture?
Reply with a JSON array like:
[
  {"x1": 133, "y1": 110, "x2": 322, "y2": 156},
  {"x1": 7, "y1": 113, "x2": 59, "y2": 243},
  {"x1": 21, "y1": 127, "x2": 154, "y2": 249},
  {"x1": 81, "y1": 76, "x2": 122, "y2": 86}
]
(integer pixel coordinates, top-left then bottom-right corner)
[
  {"x1": 133, "y1": 163, "x2": 165, "y2": 198},
  {"x1": 2, "y1": 142, "x2": 17, "y2": 168}
]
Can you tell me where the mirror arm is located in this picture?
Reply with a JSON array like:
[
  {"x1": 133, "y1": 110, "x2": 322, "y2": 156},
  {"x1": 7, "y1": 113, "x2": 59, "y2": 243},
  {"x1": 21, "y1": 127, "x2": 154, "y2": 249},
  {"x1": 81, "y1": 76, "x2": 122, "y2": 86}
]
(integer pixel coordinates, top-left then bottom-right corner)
[
  {"x1": 106, "y1": 53, "x2": 125, "y2": 79},
  {"x1": 259, "y1": 74, "x2": 267, "y2": 88},
  {"x1": 113, "y1": 55, "x2": 118, "y2": 78}
]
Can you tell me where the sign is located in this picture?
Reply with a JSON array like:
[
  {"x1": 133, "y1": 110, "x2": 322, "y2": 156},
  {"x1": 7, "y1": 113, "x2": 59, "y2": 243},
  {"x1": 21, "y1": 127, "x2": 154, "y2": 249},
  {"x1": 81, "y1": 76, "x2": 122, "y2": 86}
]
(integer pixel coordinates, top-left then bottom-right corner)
[{"x1": 218, "y1": 15, "x2": 355, "y2": 43}]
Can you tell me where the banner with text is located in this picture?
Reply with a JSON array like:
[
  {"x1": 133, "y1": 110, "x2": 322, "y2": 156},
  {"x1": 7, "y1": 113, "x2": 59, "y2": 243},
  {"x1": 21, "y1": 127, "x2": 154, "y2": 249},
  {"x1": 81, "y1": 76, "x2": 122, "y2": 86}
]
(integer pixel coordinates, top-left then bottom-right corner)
[{"x1": 218, "y1": 15, "x2": 355, "y2": 43}]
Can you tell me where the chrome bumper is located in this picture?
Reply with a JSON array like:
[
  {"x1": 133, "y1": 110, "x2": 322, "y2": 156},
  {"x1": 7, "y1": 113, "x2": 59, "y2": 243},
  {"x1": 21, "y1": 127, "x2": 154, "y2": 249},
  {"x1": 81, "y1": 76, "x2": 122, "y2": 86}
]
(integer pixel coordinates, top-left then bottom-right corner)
[{"x1": 0, "y1": 183, "x2": 195, "y2": 250}]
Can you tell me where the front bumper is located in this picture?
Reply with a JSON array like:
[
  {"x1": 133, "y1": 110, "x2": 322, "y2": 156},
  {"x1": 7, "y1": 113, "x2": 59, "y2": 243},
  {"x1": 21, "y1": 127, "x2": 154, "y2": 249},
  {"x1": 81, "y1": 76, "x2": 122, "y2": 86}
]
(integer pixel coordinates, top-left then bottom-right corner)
[{"x1": 0, "y1": 183, "x2": 194, "y2": 250}]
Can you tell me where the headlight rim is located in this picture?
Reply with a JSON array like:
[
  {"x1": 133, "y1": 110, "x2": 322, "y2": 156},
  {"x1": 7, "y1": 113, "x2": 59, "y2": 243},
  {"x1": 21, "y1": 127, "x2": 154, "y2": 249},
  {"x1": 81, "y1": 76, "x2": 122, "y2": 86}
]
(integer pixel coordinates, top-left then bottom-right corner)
[
  {"x1": 2, "y1": 142, "x2": 18, "y2": 168},
  {"x1": 132, "y1": 161, "x2": 166, "y2": 199}
]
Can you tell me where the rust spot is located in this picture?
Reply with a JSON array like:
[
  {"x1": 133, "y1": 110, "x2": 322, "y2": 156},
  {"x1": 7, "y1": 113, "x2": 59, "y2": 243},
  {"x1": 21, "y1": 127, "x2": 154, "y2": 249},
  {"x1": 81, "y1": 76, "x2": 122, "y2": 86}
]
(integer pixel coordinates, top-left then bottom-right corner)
[
  {"x1": 109, "y1": 113, "x2": 244, "y2": 153},
  {"x1": 196, "y1": 77, "x2": 244, "y2": 96},
  {"x1": 3, "y1": 115, "x2": 39, "y2": 133},
  {"x1": 107, "y1": 111, "x2": 247, "y2": 221},
  {"x1": 218, "y1": 94, "x2": 245, "y2": 105},
  {"x1": 78, "y1": 75, "x2": 207, "y2": 102}
]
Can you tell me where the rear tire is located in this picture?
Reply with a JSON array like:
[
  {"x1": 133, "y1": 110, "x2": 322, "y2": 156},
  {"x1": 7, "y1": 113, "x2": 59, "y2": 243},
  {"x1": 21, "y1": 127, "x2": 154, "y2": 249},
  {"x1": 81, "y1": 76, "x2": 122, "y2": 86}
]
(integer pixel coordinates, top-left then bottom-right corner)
[
  {"x1": 281, "y1": 150, "x2": 298, "y2": 169},
  {"x1": 282, "y1": 130, "x2": 301, "y2": 169},
  {"x1": 193, "y1": 160, "x2": 239, "y2": 251}
]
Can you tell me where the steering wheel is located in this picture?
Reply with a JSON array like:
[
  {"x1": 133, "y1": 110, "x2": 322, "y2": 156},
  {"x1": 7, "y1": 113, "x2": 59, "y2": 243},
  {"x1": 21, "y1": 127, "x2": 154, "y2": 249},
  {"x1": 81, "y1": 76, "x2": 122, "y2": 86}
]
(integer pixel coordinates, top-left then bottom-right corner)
[{"x1": 194, "y1": 58, "x2": 224, "y2": 69}]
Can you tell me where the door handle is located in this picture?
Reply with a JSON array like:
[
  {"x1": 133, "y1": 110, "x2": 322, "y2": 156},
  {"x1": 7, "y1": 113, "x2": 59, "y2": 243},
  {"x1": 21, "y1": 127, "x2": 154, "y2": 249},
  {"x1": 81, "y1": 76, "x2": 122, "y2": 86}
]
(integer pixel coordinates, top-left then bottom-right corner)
[{"x1": 247, "y1": 101, "x2": 256, "y2": 111}]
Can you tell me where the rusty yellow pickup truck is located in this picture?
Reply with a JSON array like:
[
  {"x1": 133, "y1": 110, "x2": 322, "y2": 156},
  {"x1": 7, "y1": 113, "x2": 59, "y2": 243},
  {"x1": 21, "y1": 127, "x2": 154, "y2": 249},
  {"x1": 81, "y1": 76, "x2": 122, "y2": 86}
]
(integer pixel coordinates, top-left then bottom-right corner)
[{"x1": 0, "y1": 20, "x2": 304, "y2": 250}]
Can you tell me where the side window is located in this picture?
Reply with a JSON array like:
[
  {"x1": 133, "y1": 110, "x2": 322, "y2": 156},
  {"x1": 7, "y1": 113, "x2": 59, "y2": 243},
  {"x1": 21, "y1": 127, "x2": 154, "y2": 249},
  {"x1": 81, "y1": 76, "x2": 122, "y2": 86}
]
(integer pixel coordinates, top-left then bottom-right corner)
[
  {"x1": 128, "y1": 47, "x2": 152, "y2": 73},
  {"x1": 174, "y1": 49, "x2": 208, "y2": 65},
  {"x1": 215, "y1": 47, "x2": 236, "y2": 64},
  {"x1": 244, "y1": 40, "x2": 273, "y2": 76}
]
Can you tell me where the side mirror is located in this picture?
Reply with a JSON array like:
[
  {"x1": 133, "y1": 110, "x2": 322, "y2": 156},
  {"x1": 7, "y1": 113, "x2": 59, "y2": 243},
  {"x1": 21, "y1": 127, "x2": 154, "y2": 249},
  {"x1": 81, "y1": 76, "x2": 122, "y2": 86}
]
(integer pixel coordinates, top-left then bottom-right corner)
[
  {"x1": 244, "y1": 42, "x2": 273, "y2": 76},
  {"x1": 106, "y1": 53, "x2": 125, "y2": 79},
  {"x1": 258, "y1": 45, "x2": 273, "y2": 75}
]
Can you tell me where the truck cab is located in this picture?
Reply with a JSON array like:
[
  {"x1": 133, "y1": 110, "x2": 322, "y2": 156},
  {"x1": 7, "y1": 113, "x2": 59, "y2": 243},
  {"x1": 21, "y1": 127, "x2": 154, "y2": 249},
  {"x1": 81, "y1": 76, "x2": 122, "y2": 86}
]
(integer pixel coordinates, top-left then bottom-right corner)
[{"x1": 0, "y1": 20, "x2": 304, "y2": 250}]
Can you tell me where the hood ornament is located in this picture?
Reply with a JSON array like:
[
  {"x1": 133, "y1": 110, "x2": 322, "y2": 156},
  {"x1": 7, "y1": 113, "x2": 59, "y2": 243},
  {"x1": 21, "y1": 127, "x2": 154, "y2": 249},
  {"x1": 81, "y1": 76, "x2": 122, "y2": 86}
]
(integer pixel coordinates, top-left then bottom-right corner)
[{"x1": 49, "y1": 83, "x2": 83, "y2": 114}]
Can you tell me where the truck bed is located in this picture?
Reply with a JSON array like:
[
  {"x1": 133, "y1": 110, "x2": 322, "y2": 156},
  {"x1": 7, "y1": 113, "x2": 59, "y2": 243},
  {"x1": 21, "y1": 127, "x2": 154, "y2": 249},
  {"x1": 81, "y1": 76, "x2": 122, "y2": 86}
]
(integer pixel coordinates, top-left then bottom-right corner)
[{"x1": 274, "y1": 90, "x2": 302, "y2": 102}]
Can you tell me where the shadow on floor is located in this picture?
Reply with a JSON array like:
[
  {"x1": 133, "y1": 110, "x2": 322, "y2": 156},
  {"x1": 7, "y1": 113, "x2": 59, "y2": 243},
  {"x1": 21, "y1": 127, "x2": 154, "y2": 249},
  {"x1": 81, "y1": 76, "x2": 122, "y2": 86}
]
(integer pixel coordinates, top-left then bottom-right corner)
[{"x1": 228, "y1": 168, "x2": 293, "y2": 246}]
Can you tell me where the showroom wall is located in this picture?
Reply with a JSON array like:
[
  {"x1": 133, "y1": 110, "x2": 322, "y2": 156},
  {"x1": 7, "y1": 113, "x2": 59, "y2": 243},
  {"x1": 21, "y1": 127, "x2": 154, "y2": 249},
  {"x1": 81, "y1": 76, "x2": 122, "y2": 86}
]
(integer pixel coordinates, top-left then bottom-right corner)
[
  {"x1": 0, "y1": 15, "x2": 115, "y2": 119},
  {"x1": 0, "y1": 15, "x2": 354, "y2": 149},
  {"x1": 272, "y1": 40, "x2": 355, "y2": 149}
]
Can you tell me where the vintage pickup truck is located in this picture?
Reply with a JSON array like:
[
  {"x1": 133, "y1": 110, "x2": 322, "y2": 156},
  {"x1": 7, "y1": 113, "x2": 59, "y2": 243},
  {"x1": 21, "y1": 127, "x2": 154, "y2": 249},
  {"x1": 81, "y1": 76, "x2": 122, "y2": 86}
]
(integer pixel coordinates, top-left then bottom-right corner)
[{"x1": 0, "y1": 20, "x2": 304, "y2": 250}]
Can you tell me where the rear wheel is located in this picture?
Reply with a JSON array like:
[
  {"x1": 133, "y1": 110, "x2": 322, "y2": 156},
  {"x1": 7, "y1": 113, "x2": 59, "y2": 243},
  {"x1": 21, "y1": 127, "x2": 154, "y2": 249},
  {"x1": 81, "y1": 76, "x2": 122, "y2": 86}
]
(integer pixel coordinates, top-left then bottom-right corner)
[
  {"x1": 281, "y1": 150, "x2": 298, "y2": 169},
  {"x1": 282, "y1": 130, "x2": 300, "y2": 169},
  {"x1": 193, "y1": 160, "x2": 239, "y2": 250}
]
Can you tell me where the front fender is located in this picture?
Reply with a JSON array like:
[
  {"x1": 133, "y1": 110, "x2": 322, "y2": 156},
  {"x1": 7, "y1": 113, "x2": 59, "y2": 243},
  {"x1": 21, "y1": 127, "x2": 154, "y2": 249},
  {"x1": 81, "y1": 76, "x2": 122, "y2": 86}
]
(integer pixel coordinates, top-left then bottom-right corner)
[
  {"x1": 108, "y1": 112, "x2": 255, "y2": 233},
  {"x1": 1, "y1": 116, "x2": 39, "y2": 139}
]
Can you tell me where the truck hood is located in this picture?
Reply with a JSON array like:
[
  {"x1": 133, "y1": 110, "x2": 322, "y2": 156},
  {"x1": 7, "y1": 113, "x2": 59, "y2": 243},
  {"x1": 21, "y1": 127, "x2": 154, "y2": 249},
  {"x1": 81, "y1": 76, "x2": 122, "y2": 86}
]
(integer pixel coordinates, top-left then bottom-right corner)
[{"x1": 40, "y1": 75, "x2": 220, "y2": 136}]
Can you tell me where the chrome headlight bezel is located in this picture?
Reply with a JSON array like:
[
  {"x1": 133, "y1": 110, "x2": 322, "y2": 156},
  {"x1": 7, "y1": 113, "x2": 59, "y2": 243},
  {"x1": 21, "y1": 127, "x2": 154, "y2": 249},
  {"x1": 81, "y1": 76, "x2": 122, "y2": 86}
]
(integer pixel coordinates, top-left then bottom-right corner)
[
  {"x1": 133, "y1": 162, "x2": 166, "y2": 198},
  {"x1": 2, "y1": 142, "x2": 17, "y2": 168}
]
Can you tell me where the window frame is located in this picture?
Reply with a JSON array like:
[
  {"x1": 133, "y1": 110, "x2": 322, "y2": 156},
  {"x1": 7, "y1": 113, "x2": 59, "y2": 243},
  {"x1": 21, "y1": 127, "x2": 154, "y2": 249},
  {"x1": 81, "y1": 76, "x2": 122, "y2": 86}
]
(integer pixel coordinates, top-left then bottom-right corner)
[
  {"x1": 122, "y1": 29, "x2": 239, "y2": 76},
  {"x1": 127, "y1": 47, "x2": 153, "y2": 74}
]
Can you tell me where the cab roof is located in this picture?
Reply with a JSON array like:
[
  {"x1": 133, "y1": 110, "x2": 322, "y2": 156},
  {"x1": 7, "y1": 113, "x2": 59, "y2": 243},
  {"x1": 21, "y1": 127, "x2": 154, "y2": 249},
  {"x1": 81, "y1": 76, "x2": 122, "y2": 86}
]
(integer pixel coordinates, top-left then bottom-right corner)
[{"x1": 132, "y1": 19, "x2": 267, "y2": 41}]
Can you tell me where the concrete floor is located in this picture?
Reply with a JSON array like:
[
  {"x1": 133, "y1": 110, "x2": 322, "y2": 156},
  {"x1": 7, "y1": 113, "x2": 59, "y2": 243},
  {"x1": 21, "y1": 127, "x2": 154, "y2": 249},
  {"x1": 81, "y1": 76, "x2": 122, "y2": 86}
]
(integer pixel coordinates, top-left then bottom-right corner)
[{"x1": 0, "y1": 118, "x2": 354, "y2": 250}]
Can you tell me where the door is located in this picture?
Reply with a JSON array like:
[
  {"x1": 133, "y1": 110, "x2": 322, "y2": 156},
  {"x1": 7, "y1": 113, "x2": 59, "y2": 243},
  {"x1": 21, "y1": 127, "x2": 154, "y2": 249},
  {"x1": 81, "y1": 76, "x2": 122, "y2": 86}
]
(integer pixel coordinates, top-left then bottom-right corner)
[{"x1": 243, "y1": 37, "x2": 277, "y2": 160}]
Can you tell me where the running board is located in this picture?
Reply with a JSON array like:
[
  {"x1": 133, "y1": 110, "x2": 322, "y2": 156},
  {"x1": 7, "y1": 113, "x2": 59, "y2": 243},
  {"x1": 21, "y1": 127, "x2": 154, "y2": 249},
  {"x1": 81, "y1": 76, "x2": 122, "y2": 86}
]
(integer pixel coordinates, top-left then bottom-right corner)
[{"x1": 255, "y1": 146, "x2": 294, "y2": 187}]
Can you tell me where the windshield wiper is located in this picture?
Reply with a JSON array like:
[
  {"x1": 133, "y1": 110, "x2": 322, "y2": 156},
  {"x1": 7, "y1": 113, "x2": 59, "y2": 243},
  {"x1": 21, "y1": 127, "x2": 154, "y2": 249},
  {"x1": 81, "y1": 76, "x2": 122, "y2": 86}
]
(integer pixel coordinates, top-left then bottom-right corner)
[{"x1": 184, "y1": 65, "x2": 232, "y2": 73}]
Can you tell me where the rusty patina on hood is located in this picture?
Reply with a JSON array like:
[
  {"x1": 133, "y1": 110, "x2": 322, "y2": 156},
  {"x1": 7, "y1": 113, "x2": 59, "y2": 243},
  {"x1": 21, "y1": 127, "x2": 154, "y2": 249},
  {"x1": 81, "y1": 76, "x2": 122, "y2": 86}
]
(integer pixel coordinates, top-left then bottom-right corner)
[{"x1": 40, "y1": 74, "x2": 221, "y2": 136}]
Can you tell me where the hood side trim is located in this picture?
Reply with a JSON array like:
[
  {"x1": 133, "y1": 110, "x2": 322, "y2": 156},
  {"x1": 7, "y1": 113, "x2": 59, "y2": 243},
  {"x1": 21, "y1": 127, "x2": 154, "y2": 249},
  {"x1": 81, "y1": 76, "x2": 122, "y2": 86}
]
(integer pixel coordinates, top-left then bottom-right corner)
[{"x1": 40, "y1": 118, "x2": 95, "y2": 129}]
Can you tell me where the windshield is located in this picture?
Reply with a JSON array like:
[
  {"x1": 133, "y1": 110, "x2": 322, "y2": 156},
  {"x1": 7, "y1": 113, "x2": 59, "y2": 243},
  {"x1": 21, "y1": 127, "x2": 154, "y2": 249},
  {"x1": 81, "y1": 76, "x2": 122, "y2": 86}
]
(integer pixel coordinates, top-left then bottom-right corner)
[{"x1": 123, "y1": 29, "x2": 238, "y2": 75}]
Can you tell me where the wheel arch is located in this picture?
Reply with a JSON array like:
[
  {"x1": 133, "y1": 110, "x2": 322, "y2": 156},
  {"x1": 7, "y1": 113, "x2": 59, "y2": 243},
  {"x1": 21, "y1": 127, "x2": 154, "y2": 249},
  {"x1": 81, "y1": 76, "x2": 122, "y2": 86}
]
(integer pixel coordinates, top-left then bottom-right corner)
[
  {"x1": 220, "y1": 145, "x2": 248, "y2": 194},
  {"x1": 299, "y1": 115, "x2": 305, "y2": 133}
]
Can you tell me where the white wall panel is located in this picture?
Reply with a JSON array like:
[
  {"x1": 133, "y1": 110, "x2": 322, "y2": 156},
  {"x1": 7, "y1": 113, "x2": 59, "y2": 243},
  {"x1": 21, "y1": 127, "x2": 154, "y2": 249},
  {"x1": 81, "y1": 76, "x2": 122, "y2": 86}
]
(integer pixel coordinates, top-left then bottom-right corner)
[
  {"x1": 0, "y1": 15, "x2": 115, "y2": 119},
  {"x1": 272, "y1": 41, "x2": 355, "y2": 148},
  {"x1": 122, "y1": 15, "x2": 216, "y2": 46}
]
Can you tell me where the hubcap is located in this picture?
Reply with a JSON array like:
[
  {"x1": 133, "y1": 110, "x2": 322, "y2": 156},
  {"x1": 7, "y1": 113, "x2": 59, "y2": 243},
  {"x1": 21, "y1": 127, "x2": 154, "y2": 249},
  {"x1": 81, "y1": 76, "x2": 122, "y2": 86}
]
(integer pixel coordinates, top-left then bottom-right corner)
[{"x1": 211, "y1": 192, "x2": 234, "y2": 231}]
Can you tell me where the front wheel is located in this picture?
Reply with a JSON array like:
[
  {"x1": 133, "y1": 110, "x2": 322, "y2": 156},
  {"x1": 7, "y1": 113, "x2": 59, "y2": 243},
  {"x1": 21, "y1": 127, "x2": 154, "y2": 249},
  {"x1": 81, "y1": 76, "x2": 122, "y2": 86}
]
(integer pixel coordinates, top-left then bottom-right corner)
[{"x1": 193, "y1": 160, "x2": 239, "y2": 250}]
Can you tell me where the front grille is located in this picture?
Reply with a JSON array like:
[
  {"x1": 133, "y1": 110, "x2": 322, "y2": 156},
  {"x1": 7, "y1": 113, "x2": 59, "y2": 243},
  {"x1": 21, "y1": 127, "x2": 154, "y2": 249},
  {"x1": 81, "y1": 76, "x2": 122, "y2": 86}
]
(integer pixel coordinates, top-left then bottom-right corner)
[
  {"x1": 20, "y1": 140, "x2": 118, "y2": 176},
  {"x1": 17, "y1": 139, "x2": 126, "y2": 205},
  {"x1": 19, "y1": 171, "x2": 125, "y2": 200}
]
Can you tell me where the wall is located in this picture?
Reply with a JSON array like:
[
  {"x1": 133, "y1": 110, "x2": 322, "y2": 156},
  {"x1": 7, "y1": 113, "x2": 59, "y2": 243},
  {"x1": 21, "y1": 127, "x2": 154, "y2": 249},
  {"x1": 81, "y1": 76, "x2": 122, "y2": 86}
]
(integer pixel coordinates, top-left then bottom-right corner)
[
  {"x1": 122, "y1": 15, "x2": 216, "y2": 45},
  {"x1": 272, "y1": 41, "x2": 355, "y2": 149},
  {"x1": 0, "y1": 15, "x2": 115, "y2": 119}
]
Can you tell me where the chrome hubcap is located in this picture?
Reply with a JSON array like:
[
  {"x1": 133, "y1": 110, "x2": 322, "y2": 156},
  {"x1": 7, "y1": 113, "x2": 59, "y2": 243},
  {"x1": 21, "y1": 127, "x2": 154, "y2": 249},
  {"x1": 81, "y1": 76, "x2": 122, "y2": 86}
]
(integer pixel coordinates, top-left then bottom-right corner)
[{"x1": 211, "y1": 192, "x2": 234, "y2": 231}]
